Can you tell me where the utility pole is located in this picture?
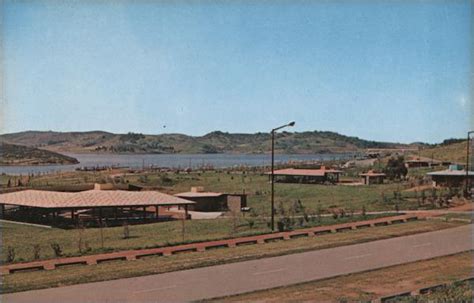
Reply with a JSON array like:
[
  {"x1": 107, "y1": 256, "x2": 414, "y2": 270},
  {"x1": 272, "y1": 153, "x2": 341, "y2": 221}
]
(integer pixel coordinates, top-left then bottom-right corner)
[
  {"x1": 270, "y1": 121, "x2": 295, "y2": 231},
  {"x1": 466, "y1": 131, "x2": 473, "y2": 197}
]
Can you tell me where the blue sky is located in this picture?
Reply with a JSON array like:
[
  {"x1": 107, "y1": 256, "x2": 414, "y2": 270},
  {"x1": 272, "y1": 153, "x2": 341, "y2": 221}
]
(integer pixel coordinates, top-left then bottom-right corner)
[{"x1": 2, "y1": 0, "x2": 471, "y2": 143}]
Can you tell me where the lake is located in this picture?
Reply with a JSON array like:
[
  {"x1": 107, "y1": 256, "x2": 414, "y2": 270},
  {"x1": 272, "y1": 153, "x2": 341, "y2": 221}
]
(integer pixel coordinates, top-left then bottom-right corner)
[{"x1": 0, "y1": 152, "x2": 357, "y2": 175}]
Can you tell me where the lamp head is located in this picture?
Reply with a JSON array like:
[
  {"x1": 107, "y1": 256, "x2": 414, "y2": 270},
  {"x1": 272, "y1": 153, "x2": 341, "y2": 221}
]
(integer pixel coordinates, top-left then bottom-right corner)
[{"x1": 288, "y1": 121, "x2": 295, "y2": 127}]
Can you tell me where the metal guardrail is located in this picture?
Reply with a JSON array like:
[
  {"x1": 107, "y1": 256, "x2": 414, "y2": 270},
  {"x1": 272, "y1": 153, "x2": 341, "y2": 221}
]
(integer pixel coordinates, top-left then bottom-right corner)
[{"x1": 0, "y1": 214, "x2": 420, "y2": 275}]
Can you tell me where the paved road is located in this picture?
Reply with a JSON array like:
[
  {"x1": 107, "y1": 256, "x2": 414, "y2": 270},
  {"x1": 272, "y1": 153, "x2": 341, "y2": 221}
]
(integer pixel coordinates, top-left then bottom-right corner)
[{"x1": 3, "y1": 224, "x2": 473, "y2": 303}]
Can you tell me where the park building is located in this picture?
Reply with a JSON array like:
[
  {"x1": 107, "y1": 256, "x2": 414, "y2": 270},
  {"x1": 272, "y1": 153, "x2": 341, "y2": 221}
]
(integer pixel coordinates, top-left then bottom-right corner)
[
  {"x1": 359, "y1": 170, "x2": 386, "y2": 185},
  {"x1": 175, "y1": 187, "x2": 247, "y2": 213},
  {"x1": 0, "y1": 185, "x2": 195, "y2": 228},
  {"x1": 268, "y1": 167, "x2": 342, "y2": 184},
  {"x1": 426, "y1": 164, "x2": 474, "y2": 187}
]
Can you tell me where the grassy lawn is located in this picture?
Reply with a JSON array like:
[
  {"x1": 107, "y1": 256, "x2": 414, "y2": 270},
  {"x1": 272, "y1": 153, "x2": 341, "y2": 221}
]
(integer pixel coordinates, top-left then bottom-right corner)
[
  {"x1": 8, "y1": 170, "x2": 433, "y2": 214},
  {"x1": 3, "y1": 169, "x2": 452, "y2": 220},
  {"x1": 0, "y1": 220, "x2": 463, "y2": 294},
  {"x1": 1, "y1": 213, "x2": 395, "y2": 264},
  {"x1": 207, "y1": 251, "x2": 473, "y2": 302},
  {"x1": 441, "y1": 213, "x2": 473, "y2": 221}
]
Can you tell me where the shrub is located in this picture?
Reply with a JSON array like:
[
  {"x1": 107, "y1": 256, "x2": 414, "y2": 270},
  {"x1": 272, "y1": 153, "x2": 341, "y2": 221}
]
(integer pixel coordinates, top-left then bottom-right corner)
[
  {"x1": 6, "y1": 246, "x2": 15, "y2": 263},
  {"x1": 32, "y1": 244, "x2": 41, "y2": 260},
  {"x1": 247, "y1": 217, "x2": 255, "y2": 229},
  {"x1": 277, "y1": 220, "x2": 285, "y2": 232},
  {"x1": 123, "y1": 222, "x2": 130, "y2": 239},
  {"x1": 50, "y1": 243, "x2": 63, "y2": 257},
  {"x1": 339, "y1": 208, "x2": 346, "y2": 218},
  {"x1": 303, "y1": 210, "x2": 310, "y2": 223},
  {"x1": 316, "y1": 204, "x2": 323, "y2": 222},
  {"x1": 297, "y1": 216, "x2": 304, "y2": 227}
]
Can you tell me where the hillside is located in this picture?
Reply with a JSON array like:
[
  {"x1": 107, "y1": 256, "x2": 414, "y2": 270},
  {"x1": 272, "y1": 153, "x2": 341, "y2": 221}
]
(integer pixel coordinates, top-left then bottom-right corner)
[
  {"x1": 0, "y1": 130, "x2": 410, "y2": 154},
  {"x1": 0, "y1": 143, "x2": 79, "y2": 166},
  {"x1": 418, "y1": 140, "x2": 468, "y2": 164}
]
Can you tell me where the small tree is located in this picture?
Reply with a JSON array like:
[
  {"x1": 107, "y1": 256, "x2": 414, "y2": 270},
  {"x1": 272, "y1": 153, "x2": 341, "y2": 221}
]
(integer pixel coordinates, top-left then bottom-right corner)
[
  {"x1": 277, "y1": 201, "x2": 285, "y2": 216},
  {"x1": 297, "y1": 216, "x2": 304, "y2": 227},
  {"x1": 361, "y1": 205, "x2": 367, "y2": 219},
  {"x1": 303, "y1": 209, "x2": 310, "y2": 223},
  {"x1": 316, "y1": 204, "x2": 323, "y2": 223},
  {"x1": 383, "y1": 156, "x2": 408, "y2": 180},
  {"x1": 6, "y1": 246, "x2": 15, "y2": 263},
  {"x1": 246, "y1": 209, "x2": 258, "y2": 229},
  {"x1": 50, "y1": 243, "x2": 62, "y2": 257},
  {"x1": 339, "y1": 208, "x2": 346, "y2": 218},
  {"x1": 32, "y1": 244, "x2": 41, "y2": 260},
  {"x1": 421, "y1": 190, "x2": 426, "y2": 205},
  {"x1": 122, "y1": 222, "x2": 130, "y2": 239}
]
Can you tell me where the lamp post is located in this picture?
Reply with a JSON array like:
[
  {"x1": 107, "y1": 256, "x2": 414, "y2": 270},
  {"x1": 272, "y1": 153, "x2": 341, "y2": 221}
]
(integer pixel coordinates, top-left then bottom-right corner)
[
  {"x1": 271, "y1": 121, "x2": 295, "y2": 231},
  {"x1": 466, "y1": 131, "x2": 474, "y2": 197}
]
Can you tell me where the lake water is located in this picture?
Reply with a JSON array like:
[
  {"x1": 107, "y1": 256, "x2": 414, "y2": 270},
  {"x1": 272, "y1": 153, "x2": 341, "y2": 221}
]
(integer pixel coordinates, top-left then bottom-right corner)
[{"x1": 0, "y1": 152, "x2": 357, "y2": 175}]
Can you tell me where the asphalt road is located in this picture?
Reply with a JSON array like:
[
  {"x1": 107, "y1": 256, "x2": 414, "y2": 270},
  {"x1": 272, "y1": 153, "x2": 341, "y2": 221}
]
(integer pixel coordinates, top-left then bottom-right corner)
[{"x1": 3, "y1": 224, "x2": 473, "y2": 303}]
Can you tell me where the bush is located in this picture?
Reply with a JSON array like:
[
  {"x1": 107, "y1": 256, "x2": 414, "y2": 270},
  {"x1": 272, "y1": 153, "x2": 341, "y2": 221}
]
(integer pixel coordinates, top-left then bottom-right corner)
[
  {"x1": 246, "y1": 217, "x2": 255, "y2": 229},
  {"x1": 384, "y1": 156, "x2": 408, "y2": 180},
  {"x1": 6, "y1": 246, "x2": 15, "y2": 263},
  {"x1": 32, "y1": 244, "x2": 41, "y2": 260},
  {"x1": 277, "y1": 220, "x2": 285, "y2": 232},
  {"x1": 123, "y1": 222, "x2": 130, "y2": 239},
  {"x1": 50, "y1": 243, "x2": 63, "y2": 257}
]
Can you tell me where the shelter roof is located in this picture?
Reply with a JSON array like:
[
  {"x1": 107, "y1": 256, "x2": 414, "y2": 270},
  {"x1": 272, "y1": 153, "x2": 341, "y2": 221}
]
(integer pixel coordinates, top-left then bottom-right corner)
[
  {"x1": 0, "y1": 190, "x2": 194, "y2": 208},
  {"x1": 269, "y1": 167, "x2": 342, "y2": 177}
]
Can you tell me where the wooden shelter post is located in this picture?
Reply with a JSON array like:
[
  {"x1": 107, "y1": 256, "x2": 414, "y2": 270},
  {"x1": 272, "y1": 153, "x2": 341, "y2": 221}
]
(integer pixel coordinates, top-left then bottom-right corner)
[{"x1": 98, "y1": 207, "x2": 103, "y2": 225}]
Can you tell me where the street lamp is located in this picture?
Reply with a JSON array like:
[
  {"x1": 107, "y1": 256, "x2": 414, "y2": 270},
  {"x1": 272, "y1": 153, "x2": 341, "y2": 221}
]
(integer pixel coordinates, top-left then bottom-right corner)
[
  {"x1": 271, "y1": 121, "x2": 295, "y2": 231},
  {"x1": 465, "y1": 131, "x2": 474, "y2": 197}
]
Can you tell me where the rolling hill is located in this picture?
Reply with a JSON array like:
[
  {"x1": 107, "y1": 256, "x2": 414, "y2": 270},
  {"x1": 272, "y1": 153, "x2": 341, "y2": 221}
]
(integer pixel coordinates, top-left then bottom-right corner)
[
  {"x1": 0, "y1": 130, "x2": 410, "y2": 154},
  {"x1": 418, "y1": 140, "x2": 468, "y2": 164},
  {"x1": 0, "y1": 143, "x2": 79, "y2": 166}
]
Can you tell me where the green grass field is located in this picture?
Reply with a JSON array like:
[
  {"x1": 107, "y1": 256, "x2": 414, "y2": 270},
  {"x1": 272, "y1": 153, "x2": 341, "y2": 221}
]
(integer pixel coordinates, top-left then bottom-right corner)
[
  {"x1": 0, "y1": 169, "x2": 451, "y2": 265},
  {"x1": 1, "y1": 220, "x2": 463, "y2": 294},
  {"x1": 2, "y1": 170, "x2": 438, "y2": 218},
  {"x1": 1, "y1": 212, "x2": 396, "y2": 264}
]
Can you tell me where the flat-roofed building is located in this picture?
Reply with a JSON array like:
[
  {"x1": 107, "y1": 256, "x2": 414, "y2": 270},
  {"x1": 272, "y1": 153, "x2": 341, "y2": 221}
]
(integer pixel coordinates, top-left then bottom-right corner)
[
  {"x1": 175, "y1": 187, "x2": 247, "y2": 212},
  {"x1": 268, "y1": 167, "x2": 342, "y2": 184},
  {"x1": 427, "y1": 165, "x2": 474, "y2": 187},
  {"x1": 405, "y1": 157, "x2": 443, "y2": 168}
]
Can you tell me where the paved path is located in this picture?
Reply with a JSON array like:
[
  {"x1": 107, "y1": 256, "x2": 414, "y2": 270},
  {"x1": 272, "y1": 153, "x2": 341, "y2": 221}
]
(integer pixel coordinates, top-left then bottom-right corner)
[{"x1": 3, "y1": 224, "x2": 473, "y2": 303}]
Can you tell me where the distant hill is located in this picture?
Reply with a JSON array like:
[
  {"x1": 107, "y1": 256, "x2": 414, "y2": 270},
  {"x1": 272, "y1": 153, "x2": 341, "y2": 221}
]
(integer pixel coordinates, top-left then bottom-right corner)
[
  {"x1": 418, "y1": 140, "x2": 468, "y2": 164},
  {"x1": 0, "y1": 143, "x2": 79, "y2": 166},
  {"x1": 0, "y1": 130, "x2": 411, "y2": 155}
]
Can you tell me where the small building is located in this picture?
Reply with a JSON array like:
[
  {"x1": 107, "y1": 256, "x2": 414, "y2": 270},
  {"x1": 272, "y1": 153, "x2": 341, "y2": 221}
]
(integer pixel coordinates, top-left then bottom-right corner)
[
  {"x1": 175, "y1": 187, "x2": 247, "y2": 212},
  {"x1": 359, "y1": 170, "x2": 386, "y2": 185},
  {"x1": 405, "y1": 157, "x2": 443, "y2": 168},
  {"x1": 427, "y1": 165, "x2": 474, "y2": 187},
  {"x1": 268, "y1": 167, "x2": 342, "y2": 184}
]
